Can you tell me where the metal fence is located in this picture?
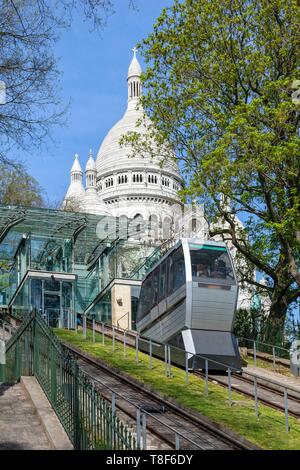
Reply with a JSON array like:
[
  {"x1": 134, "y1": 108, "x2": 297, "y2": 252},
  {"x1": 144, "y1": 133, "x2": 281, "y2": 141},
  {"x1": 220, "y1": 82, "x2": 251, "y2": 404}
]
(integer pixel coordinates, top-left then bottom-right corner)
[
  {"x1": 85, "y1": 319, "x2": 300, "y2": 434},
  {"x1": 4, "y1": 311, "x2": 137, "y2": 450},
  {"x1": 238, "y1": 336, "x2": 290, "y2": 366}
]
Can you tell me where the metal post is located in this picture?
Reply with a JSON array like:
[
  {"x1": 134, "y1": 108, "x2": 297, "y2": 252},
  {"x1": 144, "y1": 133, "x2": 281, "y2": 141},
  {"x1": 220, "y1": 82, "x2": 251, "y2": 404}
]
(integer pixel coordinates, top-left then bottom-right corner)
[
  {"x1": 253, "y1": 341, "x2": 257, "y2": 366},
  {"x1": 254, "y1": 377, "x2": 259, "y2": 418},
  {"x1": 175, "y1": 433, "x2": 180, "y2": 450},
  {"x1": 0, "y1": 339, "x2": 6, "y2": 383},
  {"x1": 83, "y1": 316, "x2": 86, "y2": 339},
  {"x1": 284, "y1": 388, "x2": 289, "y2": 433},
  {"x1": 123, "y1": 331, "x2": 126, "y2": 356},
  {"x1": 204, "y1": 359, "x2": 208, "y2": 396},
  {"x1": 92, "y1": 318, "x2": 95, "y2": 343},
  {"x1": 111, "y1": 392, "x2": 116, "y2": 417},
  {"x1": 168, "y1": 346, "x2": 172, "y2": 377},
  {"x1": 149, "y1": 339, "x2": 152, "y2": 369},
  {"x1": 185, "y1": 352, "x2": 189, "y2": 385},
  {"x1": 136, "y1": 335, "x2": 139, "y2": 364},
  {"x1": 272, "y1": 346, "x2": 276, "y2": 368},
  {"x1": 112, "y1": 327, "x2": 115, "y2": 352},
  {"x1": 228, "y1": 367, "x2": 232, "y2": 406},
  {"x1": 142, "y1": 413, "x2": 147, "y2": 450},
  {"x1": 164, "y1": 345, "x2": 168, "y2": 376},
  {"x1": 73, "y1": 363, "x2": 81, "y2": 449},
  {"x1": 102, "y1": 322, "x2": 105, "y2": 345},
  {"x1": 136, "y1": 409, "x2": 141, "y2": 449}
]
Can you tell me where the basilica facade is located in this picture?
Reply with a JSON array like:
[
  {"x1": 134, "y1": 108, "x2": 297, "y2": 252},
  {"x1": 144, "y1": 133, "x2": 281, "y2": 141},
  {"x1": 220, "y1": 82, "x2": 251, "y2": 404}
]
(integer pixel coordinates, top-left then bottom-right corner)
[{"x1": 63, "y1": 50, "x2": 207, "y2": 241}]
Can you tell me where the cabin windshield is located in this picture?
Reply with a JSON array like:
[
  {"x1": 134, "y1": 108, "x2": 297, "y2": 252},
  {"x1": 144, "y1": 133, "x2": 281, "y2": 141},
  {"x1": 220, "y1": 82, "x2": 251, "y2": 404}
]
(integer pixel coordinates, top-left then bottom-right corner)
[{"x1": 189, "y1": 243, "x2": 235, "y2": 285}]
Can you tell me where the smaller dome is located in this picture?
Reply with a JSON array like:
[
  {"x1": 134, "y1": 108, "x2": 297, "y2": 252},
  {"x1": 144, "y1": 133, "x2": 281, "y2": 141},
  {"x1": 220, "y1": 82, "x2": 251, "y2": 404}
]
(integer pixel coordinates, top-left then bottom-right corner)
[
  {"x1": 127, "y1": 48, "x2": 142, "y2": 78},
  {"x1": 86, "y1": 150, "x2": 96, "y2": 171},
  {"x1": 71, "y1": 154, "x2": 83, "y2": 173}
]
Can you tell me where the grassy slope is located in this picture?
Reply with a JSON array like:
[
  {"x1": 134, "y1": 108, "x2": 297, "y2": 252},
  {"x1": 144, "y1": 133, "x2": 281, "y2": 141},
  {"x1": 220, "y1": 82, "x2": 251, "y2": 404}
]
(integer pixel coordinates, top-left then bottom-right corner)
[
  {"x1": 54, "y1": 328, "x2": 300, "y2": 450},
  {"x1": 245, "y1": 355, "x2": 293, "y2": 377}
]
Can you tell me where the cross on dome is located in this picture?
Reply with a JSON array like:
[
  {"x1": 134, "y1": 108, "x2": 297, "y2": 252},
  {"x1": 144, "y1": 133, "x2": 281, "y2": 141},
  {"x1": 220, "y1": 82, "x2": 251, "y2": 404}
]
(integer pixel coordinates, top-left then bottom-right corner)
[{"x1": 132, "y1": 46, "x2": 137, "y2": 58}]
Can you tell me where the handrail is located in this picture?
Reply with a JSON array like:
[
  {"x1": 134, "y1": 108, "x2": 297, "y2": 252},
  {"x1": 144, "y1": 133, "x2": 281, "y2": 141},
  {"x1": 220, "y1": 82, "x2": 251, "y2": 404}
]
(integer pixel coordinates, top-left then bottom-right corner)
[
  {"x1": 238, "y1": 336, "x2": 290, "y2": 354},
  {"x1": 4, "y1": 310, "x2": 137, "y2": 450},
  {"x1": 5, "y1": 310, "x2": 35, "y2": 352},
  {"x1": 116, "y1": 312, "x2": 129, "y2": 331},
  {"x1": 94, "y1": 320, "x2": 300, "y2": 398}
]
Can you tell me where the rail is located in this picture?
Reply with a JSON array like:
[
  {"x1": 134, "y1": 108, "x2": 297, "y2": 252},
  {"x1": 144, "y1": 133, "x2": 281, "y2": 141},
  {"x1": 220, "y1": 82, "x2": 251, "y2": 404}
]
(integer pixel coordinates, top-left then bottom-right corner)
[
  {"x1": 64, "y1": 343, "x2": 217, "y2": 450},
  {"x1": 83, "y1": 319, "x2": 299, "y2": 433},
  {"x1": 4, "y1": 311, "x2": 137, "y2": 450},
  {"x1": 116, "y1": 312, "x2": 130, "y2": 331},
  {"x1": 238, "y1": 336, "x2": 291, "y2": 369}
]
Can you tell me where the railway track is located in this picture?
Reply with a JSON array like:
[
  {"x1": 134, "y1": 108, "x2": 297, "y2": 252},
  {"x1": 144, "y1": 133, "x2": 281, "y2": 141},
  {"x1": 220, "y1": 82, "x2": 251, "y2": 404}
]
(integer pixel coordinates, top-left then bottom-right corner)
[
  {"x1": 195, "y1": 371, "x2": 300, "y2": 418},
  {"x1": 62, "y1": 341, "x2": 257, "y2": 450},
  {"x1": 85, "y1": 320, "x2": 300, "y2": 420}
]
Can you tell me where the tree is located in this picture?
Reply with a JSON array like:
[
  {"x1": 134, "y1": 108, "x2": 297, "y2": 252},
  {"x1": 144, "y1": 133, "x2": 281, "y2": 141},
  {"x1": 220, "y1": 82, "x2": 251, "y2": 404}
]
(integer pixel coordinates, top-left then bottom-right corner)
[
  {"x1": 0, "y1": 162, "x2": 44, "y2": 207},
  {"x1": 122, "y1": 0, "x2": 300, "y2": 329},
  {"x1": 0, "y1": 0, "x2": 134, "y2": 164}
]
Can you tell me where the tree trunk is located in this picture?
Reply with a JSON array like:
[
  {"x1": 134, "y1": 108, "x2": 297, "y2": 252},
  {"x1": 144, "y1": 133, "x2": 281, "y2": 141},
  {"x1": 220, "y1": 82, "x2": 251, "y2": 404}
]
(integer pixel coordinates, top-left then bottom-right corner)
[{"x1": 266, "y1": 293, "x2": 289, "y2": 345}]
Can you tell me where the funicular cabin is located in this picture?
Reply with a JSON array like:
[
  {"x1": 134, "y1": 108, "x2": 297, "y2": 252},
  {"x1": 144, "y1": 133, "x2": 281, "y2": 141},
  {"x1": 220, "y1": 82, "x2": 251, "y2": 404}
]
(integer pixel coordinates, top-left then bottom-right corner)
[{"x1": 136, "y1": 239, "x2": 242, "y2": 370}]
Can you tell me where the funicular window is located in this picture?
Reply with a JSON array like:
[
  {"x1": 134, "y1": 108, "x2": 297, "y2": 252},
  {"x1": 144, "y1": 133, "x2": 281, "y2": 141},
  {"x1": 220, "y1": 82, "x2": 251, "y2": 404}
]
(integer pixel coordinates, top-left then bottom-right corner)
[
  {"x1": 167, "y1": 246, "x2": 185, "y2": 296},
  {"x1": 158, "y1": 260, "x2": 167, "y2": 302},
  {"x1": 189, "y1": 243, "x2": 235, "y2": 285},
  {"x1": 137, "y1": 273, "x2": 152, "y2": 322},
  {"x1": 151, "y1": 268, "x2": 159, "y2": 308}
]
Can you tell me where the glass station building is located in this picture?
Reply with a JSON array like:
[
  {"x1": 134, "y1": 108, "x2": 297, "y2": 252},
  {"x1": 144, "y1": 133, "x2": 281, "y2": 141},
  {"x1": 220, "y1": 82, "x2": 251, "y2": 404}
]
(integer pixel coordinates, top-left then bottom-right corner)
[{"x1": 0, "y1": 204, "x2": 162, "y2": 329}]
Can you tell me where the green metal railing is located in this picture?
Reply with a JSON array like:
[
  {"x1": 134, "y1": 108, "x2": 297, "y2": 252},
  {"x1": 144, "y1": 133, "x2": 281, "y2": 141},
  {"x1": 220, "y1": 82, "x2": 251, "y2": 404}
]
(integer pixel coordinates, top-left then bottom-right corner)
[{"x1": 5, "y1": 311, "x2": 137, "y2": 450}]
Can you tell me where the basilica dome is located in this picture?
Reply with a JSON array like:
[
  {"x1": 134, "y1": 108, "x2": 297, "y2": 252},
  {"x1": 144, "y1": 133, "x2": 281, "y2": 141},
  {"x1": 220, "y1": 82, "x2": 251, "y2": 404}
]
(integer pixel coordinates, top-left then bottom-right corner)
[{"x1": 95, "y1": 50, "x2": 182, "y2": 192}]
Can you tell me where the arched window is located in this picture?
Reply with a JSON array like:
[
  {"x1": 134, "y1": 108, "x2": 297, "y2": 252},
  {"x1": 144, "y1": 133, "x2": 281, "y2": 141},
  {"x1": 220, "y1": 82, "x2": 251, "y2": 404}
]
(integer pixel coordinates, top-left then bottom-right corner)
[
  {"x1": 163, "y1": 216, "x2": 172, "y2": 240},
  {"x1": 131, "y1": 213, "x2": 144, "y2": 239},
  {"x1": 149, "y1": 214, "x2": 159, "y2": 240}
]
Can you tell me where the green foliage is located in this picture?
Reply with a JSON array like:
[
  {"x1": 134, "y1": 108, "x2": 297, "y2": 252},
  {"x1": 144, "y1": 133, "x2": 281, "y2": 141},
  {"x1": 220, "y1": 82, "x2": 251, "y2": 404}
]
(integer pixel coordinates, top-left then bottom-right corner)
[
  {"x1": 233, "y1": 308, "x2": 289, "y2": 346},
  {"x1": 0, "y1": 163, "x2": 44, "y2": 207},
  {"x1": 123, "y1": 0, "x2": 300, "y2": 321}
]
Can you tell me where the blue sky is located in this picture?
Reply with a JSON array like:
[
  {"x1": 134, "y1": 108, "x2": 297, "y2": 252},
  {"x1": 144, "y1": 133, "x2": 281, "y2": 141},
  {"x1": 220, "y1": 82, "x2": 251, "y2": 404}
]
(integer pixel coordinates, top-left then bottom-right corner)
[{"x1": 21, "y1": 0, "x2": 172, "y2": 204}]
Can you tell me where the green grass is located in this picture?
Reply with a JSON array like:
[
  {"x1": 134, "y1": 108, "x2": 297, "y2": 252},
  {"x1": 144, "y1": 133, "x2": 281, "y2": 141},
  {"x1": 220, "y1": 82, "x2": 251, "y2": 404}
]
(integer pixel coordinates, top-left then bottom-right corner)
[
  {"x1": 245, "y1": 355, "x2": 293, "y2": 377},
  {"x1": 54, "y1": 328, "x2": 300, "y2": 450}
]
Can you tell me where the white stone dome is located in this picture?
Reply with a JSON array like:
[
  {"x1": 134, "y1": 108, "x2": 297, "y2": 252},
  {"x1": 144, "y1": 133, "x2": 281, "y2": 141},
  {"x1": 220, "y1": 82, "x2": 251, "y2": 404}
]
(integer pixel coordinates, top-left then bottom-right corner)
[
  {"x1": 96, "y1": 101, "x2": 181, "y2": 179},
  {"x1": 96, "y1": 50, "x2": 181, "y2": 180}
]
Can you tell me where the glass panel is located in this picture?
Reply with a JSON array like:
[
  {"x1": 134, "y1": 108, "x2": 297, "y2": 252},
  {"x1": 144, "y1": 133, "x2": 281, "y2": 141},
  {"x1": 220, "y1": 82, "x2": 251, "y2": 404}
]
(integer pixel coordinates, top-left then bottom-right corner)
[
  {"x1": 30, "y1": 279, "x2": 42, "y2": 311},
  {"x1": 131, "y1": 285, "x2": 140, "y2": 330},
  {"x1": 44, "y1": 279, "x2": 60, "y2": 292},
  {"x1": 137, "y1": 272, "x2": 153, "y2": 323},
  {"x1": 158, "y1": 260, "x2": 167, "y2": 302},
  {"x1": 62, "y1": 281, "x2": 72, "y2": 309},
  {"x1": 151, "y1": 268, "x2": 159, "y2": 308},
  {"x1": 189, "y1": 243, "x2": 235, "y2": 285},
  {"x1": 167, "y1": 246, "x2": 185, "y2": 295},
  {"x1": 44, "y1": 293, "x2": 61, "y2": 327},
  {"x1": 88, "y1": 290, "x2": 112, "y2": 324}
]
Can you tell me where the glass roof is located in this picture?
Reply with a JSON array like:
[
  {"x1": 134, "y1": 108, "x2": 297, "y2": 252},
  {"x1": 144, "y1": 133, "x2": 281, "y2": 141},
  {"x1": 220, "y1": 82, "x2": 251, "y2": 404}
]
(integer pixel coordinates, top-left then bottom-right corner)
[{"x1": 0, "y1": 204, "x2": 119, "y2": 264}]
